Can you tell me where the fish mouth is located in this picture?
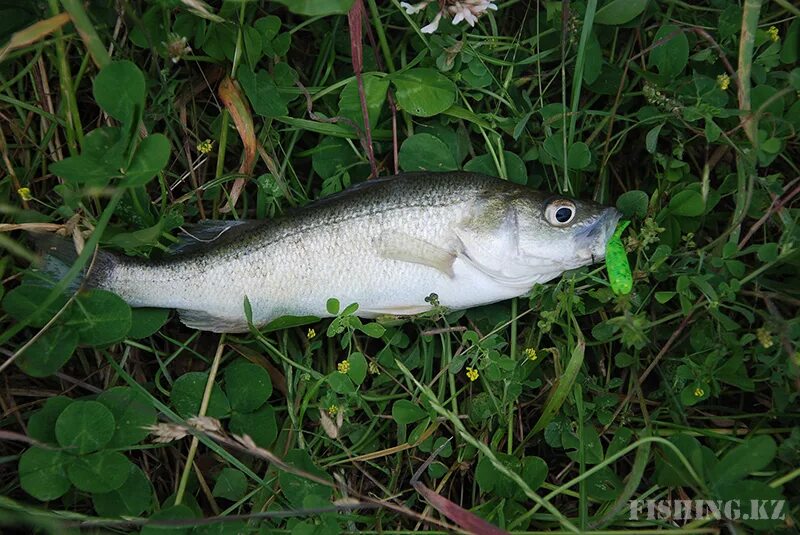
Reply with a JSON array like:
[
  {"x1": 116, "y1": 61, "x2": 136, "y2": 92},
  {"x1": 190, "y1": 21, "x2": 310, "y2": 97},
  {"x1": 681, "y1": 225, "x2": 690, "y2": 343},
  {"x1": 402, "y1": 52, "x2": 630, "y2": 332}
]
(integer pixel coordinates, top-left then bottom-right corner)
[{"x1": 574, "y1": 207, "x2": 622, "y2": 261}]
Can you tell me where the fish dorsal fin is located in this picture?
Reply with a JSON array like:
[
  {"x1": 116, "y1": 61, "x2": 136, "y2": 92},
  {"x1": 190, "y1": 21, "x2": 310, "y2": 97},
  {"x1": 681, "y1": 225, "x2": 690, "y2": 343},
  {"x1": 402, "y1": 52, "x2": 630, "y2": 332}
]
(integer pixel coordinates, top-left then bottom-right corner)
[
  {"x1": 375, "y1": 230, "x2": 460, "y2": 278},
  {"x1": 169, "y1": 220, "x2": 261, "y2": 255},
  {"x1": 177, "y1": 308, "x2": 249, "y2": 333}
]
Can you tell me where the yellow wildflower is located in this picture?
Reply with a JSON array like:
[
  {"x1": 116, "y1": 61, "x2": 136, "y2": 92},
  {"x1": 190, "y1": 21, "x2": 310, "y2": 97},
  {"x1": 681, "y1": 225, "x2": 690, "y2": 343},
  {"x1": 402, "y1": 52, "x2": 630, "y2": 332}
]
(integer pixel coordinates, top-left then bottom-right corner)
[
  {"x1": 327, "y1": 404, "x2": 338, "y2": 416},
  {"x1": 767, "y1": 26, "x2": 779, "y2": 42},
  {"x1": 694, "y1": 387, "x2": 705, "y2": 398},
  {"x1": 368, "y1": 361, "x2": 379, "y2": 375},
  {"x1": 756, "y1": 327, "x2": 773, "y2": 349},
  {"x1": 524, "y1": 348, "x2": 537, "y2": 361},
  {"x1": 466, "y1": 367, "x2": 479, "y2": 382},
  {"x1": 307, "y1": 328, "x2": 316, "y2": 339},
  {"x1": 17, "y1": 187, "x2": 33, "y2": 201},
  {"x1": 337, "y1": 360, "x2": 350, "y2": 374},
  {"x1": 716, "y1": 74, "x2": 730, "y2": 91},
  {"x1": 197, "y1": 139, "x2": 213, "y2": 154}
]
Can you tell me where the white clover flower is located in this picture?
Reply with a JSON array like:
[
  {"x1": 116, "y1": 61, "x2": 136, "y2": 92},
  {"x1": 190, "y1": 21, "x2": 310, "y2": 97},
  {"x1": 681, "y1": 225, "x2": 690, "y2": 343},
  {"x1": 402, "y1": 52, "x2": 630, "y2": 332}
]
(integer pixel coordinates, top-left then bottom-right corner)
[
  {"x1": 402, "y1": 0, "x2": 498, "y2": 34},
  {"x1": 451, "y1": 5, "x2": 478, "y2": 26},
  {"x1": 400, "y1": 1, "x2": 431, "y2": 15},
  {"x1": 421, "y1": 12, "x2": 443, "y2": 34}
]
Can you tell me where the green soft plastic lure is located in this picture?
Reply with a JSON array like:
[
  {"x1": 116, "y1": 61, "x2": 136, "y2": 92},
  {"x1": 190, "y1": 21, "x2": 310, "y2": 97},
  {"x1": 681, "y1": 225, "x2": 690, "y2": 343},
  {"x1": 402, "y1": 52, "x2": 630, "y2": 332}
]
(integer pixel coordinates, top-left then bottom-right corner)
[{"x1": 606, "y1": 220, "x2": 633, "y2": 295}]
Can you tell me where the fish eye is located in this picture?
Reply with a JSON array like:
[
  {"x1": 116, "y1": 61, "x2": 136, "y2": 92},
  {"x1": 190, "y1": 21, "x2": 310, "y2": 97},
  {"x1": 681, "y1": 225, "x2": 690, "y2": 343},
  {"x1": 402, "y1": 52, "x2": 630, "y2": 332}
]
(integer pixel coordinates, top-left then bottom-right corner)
[{"x1": 545, "y1": 200, "x2": 576, "y2": 227}]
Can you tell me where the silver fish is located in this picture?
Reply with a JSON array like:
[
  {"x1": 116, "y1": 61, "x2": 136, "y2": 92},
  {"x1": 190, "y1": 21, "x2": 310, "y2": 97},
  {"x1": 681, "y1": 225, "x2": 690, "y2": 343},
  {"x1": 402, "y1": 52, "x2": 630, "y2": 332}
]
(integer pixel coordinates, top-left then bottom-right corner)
[{"x1": 40, "y1": 172, "x2": 620, "y2": 332}]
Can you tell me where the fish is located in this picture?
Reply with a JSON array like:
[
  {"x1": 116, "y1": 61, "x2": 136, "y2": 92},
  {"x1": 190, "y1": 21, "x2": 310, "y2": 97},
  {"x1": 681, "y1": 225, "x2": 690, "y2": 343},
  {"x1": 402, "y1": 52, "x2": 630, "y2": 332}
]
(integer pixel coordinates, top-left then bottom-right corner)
[{"x1": 37, "y1": 172, "x2": 621, "y2": 333}]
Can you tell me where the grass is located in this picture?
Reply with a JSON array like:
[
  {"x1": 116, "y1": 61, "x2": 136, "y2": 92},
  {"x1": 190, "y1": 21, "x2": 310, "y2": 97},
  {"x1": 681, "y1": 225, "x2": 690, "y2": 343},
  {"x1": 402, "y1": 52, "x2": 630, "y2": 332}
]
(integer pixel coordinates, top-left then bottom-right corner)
[{"x1": 1, "y1": 0, "x2": 799, "y2": 533}]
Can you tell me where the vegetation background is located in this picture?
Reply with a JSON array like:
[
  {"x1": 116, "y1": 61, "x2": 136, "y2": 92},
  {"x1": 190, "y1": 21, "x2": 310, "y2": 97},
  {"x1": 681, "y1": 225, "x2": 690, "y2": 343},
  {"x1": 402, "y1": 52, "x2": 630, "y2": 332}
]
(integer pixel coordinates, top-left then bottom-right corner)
[{"x1": 0, "y1": 0, "x2": 798, "y2": 533}]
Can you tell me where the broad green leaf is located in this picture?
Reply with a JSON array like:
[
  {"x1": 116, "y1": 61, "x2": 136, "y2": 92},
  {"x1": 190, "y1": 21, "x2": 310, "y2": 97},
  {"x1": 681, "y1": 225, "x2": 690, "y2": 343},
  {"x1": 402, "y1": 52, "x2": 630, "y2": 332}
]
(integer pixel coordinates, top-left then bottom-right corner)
[
  {"x1": 595, "y1": 0, "x2": 648, "y2": 25},
  {"x1": 392, "y1": 68, "x2": 456, "y2": 117},
  {"x1": 238, "y1": 66, "x2": 289, "y2": 117},
  {"x1": 98, "y1": 386, "x2": 157, "y2": 448},
  {"x1": 16, "y1": 323, "x2": 77, "y2": 377},
  {"x1": 522, "y1": 456, "x2": 548, "y2": 491},
  {"x1": 669, "y1": 190, "x2": 705, "y2": 217},
  {"x1": 193, "y1": 522, "x2": 248, "y2": 535},
  {"x1": 107, "y1": 219, "x2": 166, "y2": 254},
  {"x1": 93, "y1": 61, "x2": 145, "y2": 126},
  {"x1": 606, "y1": 427, "x2": 634, "y2": 458},
  {"x1": 565, "y1": 425, "x2": 604, "y2": 464},
  {"x1": 326, "y1": 371, "x2": 355, "y2": 394},
  {"x1": 338, "y1": 74, "x2": 389, "y2": 130},
  {"x1": 212, "y1": 468, "x2": 247, "y2": 501},
  {"x1": 64, "y1": 289, "x2": 132, "y2": 346},
  {"x1": 254, "y1": 16, "x2": 281, "y2": 43},
  {"x1": 616, "y1": 190, "x2": 649, "y2": 218},
  {"x1": 229, "y1": 404, "x2": 277, "y2": 448},
  {"x1": 279, "y1": 449, "x2": 332, "y2": 509},
  {"x1": 128, "y1": 308, "x2": 170, "y2": 339},
  {"x1": 532, "y1": 343, "x2": 584, "y2": 434},
  {"x1": 681, "y1": 381, "x2": 709, "y2": 406},
  {"x1": 583, "y1": 32, "x2": 603, "y2": 84},
  {"x1": 655, "y1": 291, "x2": 676, "y2": 303},
  {"x1": 2, "y1": 285, "x2": 68, "y2": 328},
  {"x1": 417, "y1": 123, "x2": 470, "y2": 165},
  {"x1": 716, "y1": 479, "x2": 785, "y2": 530},
  {"x1": 711, "y1": 436, "x2": 777, "y2": 487},
  {"x1": 19, "y1": 447, "x2": 72, "y2": 501},
  {"x1": 391, "y1": 400, "x2": 427, "y2": 424},
  {"x1": 654, "y1": 433, "x2": 715, "y2": 487},
  {"x1": 92, "y1": 464, "x2": 153, "y2": 517},
  {"x1": 326, "y1": 298, "x2": 340, "y2": 315},
  {"x1": 170, "y1": 372, "x2": 231, "y2": 419},
  {"x1": 399, "y1": 133, "x2": 458, "y2": 172},
  {"x1": 55, "y1": 400, "x2": 116, "y2": 454},
  {"x1": 224, "y1": 360, "x2": 272, "y2": 412},
  {"x1": 263, "y1": 315, "x2": 320, "y2": 332},
  {"x1": 128, "y1": 7, "x2": 167, "y2": 50},
  {"x1": 68, "y1": 450, "x2": 132, "y2": 493},
  {"x1": 464, "y1": 151, "x2": 527, "y2": 184},
  {"x1": 567, "y1": 142, "x2": 592, "y2": 170},
  {"x1": 781, "y1": 19, "x2": 799, "y2": 64},
  {"x1": 242, "y1": 25, "x2": 262, "y2": 68},
  {"x1": 311, "y1": 137, "x2": 361, "y2": 179},
  {"x1": 705, "y1": 119, "x2": 721, "y2": 143},
  {"x1": 124, "y1": 134, "x2": 170, "y2": 187},
  {"x1": 467, "y1": 392, "x2": 496, "y2": 421},
  {"x1": 27, "y1": 396, "x2": 72, "y2": 444},
  {"x1": 586, "y1": 465, "x2": 624, "y2": 501},
  {"x1": 751, "y1": 85, "x2": 784, "y2": 117},
  {"x1": 645, "y1": 123, "x2": 662, "y2": 153},
  {"x1": 347, "y1": 352, "x2": 367, "y2": 386},
  {"x1": 271, "y1": 0, "x2": 354, "y2": 16},
  {"x1": 475, "y1": 452, "x2": 522, "y2": 498},
  {"x1": 140, "y1": 504, "x2": 195, "y2": 535},
  {"x1": 649, "y1": 25, "x2": 689, "y2": 78},
  {"x1": 357, "y1": 322, "x2": 385, "y2": 338},
  {"x1": 757, "y1": 243, "x2": 779, "y2": 262},
  {"x1": 49, "y1": 127, "x2": 125, "y2": 186}
]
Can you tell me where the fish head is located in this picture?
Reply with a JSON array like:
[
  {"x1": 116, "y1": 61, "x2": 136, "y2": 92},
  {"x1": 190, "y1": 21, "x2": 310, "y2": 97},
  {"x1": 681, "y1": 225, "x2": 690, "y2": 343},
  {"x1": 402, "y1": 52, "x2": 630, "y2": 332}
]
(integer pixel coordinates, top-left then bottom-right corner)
[
  {"x1": 457, "y1": 189, "x2": 620, "y2": 286},
  {"x1": 514, "y1": 194, "x2": 621, "y2": 270}
]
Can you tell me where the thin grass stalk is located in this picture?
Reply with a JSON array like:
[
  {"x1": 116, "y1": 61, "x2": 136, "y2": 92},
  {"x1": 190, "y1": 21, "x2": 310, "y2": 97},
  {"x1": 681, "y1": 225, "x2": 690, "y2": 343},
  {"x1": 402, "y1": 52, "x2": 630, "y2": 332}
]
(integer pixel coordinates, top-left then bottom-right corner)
[
  {"x1": 174, "y1": 334, "x2": 227, "y2": 505},
  {"x1": 60, "y1": 0, "x2": 111, "y2": 68}
]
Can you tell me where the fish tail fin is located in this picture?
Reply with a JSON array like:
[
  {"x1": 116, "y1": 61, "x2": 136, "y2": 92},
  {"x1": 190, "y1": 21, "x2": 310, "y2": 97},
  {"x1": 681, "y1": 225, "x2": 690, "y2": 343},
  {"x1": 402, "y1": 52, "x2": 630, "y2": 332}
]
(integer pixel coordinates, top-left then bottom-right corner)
[{"x1": 30, "y1": 233, "x2": 117, "y2": 292}]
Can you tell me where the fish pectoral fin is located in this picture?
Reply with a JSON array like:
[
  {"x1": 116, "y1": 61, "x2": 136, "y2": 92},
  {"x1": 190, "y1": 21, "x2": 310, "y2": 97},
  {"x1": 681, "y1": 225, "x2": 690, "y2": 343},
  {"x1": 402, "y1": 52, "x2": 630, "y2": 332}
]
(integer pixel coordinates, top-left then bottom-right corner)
[
  {"x1": 177, "y1": 309, "x2": 249, "y2": 333},
  {"x1": 375, "y1": 230, "x2": 459, "y2": 278}
]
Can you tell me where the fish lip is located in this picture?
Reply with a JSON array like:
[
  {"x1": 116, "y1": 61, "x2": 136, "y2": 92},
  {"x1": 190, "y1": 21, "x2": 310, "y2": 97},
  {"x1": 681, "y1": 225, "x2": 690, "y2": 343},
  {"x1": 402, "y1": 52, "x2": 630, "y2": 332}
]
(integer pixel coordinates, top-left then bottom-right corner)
[{"x1": 574, "y1": 207, "x2": 622, "y2": 258}]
